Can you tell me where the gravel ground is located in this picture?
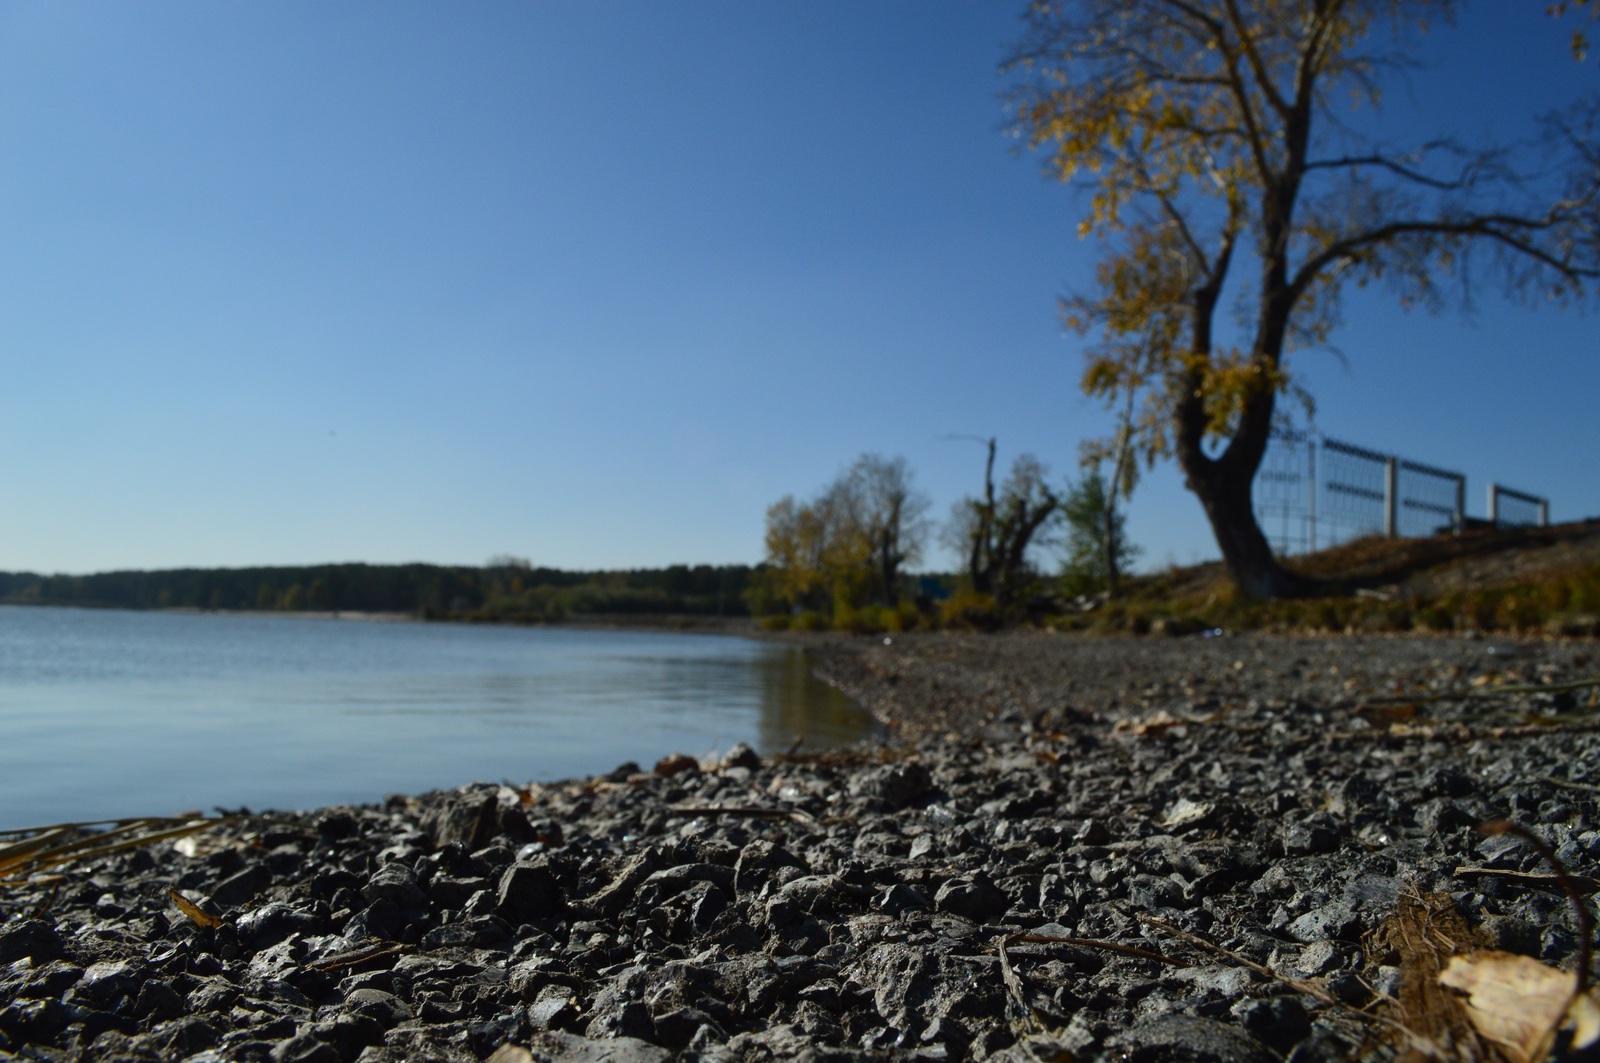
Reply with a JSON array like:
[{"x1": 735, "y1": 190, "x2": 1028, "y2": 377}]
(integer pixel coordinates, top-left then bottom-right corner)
[{"x1": 3, "y1": 632, "x2": 1600, "y2": 1062}]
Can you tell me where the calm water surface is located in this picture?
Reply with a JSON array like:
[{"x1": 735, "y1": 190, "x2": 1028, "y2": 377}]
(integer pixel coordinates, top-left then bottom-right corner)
[{"x1": 0, "y1": 606, "x2": 876, "y2": 829}]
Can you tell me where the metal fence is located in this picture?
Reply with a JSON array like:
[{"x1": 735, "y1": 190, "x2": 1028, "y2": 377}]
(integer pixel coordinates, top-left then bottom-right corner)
[{"x1": 1253, "y1": 432, "x2": 1548, "y2": 556}]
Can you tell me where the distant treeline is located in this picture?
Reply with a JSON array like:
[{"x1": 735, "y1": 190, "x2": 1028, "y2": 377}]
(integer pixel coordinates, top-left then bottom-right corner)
[{"x1": 0, "y1": 560, "x2": 758, "y2": 621}]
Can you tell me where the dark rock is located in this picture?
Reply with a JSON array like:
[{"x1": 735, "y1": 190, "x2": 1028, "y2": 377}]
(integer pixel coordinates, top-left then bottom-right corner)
[
  {"x1": 876, "y1": 882, "x2": 930, "y2": 916},
  {"x1": 849, "y1": 762, "x2": 933, "y2": 811},
  {"x1": 1280, "y1": 814, "x2": 1340, "y2": 856},
  {"x1": 1414, "y1": 797, "x2": 1476, "y2": 834},
  {"x1": 0, "y1": 920, "x2": 63, "y2": 965},
  {"x1": 498, "y1": 861, "x2": 562, "y2": 923},
  {"x1": 420, "y1": 914, "x2": 510, "y2": 949},
  {"x1": 133, "y1": 980, "x2": 186, "y2": 1022},
  {"x1": 734, "y1": 839, "x2": 804, "y2": 895},
  {"x1": 73, "y1": 959, "x2": 142, "y2": 1006},
  {"x1": 1231, "y1": 996, "x2": 1311, "y2": 1054},
  {"x1": 933, "y1": 873, "x2": 1009, "y2": 923},
  {"x1": 344, "y1": 987, "x2": 411, "y2": 1028},
  {"x1": 362, "y1": 862, "x2": 427, "y2": 908},
  {"x1": 270, "y1": 1030, "x2": 340, "y2": 1063},
  {"x1": 237, "y1": 901, "x2": 321, "y2": 948},
  {"x1": 210, "y1": 863, "x2": 273, "y2": 908},
  {"x1": 523, "y1": 1031, "x2": 672, "y2": 1062},
  {"x1": 527, "y1": 984, "x2": 580, "y2": 1031},
  {"x1": 1286, "y1": 900, "x2": 1357, "y2": 943},
  {"x1": 152, "y1": 1014, "x2": 221, "y2": 1056},
  {"x1": 1109, "y1": 1013, "x2": 1276, "y2": 1062},
  {"x1": 720, "y1": 742, "x2": 762, "y2": 771}
]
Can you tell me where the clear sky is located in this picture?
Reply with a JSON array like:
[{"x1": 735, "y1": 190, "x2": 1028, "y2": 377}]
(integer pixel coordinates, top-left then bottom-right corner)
[{"x1": 0, "y1": 2, "x2": 1593, "y2": 576}]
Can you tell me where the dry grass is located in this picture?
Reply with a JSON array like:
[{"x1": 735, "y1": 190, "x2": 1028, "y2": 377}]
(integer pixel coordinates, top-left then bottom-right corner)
[{"x1": 1056, "y1": 519, "x2": 1600, "y2": 637}]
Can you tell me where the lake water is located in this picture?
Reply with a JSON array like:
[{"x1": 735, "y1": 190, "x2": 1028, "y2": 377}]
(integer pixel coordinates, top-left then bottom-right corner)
[{"x1": 0, "y1": 605, "x2": 876, "y2": 830}]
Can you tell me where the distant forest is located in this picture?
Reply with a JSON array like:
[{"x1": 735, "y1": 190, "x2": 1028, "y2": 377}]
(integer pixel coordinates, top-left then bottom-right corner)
[{"x1": 0, "y1": 560, "x2": 758, "y2": 621}]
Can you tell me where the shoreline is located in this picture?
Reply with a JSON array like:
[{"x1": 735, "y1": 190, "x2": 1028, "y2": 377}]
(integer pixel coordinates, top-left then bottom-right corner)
[
  {"x1": 3, "y1": 633, "x2": 1598, "y2": 1060},
  {"x1": 4, "y1": 599, "x2": 760, "y2": 637}
]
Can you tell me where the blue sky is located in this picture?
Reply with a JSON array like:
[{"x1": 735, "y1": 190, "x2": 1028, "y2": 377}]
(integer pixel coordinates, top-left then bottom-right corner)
[{"x1": 0, "y1": 2, "x2": 1592, "y2": 575}]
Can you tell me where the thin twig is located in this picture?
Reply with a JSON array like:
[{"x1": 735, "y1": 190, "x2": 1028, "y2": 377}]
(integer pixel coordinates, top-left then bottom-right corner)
[
  {"x1": 1544, "y1": 775, "x2": 1600, "y2": 796},
  {"x1": 1003, "y1": 931, "x2": 1190, "y2": 969},
  {"x1": 1333, "y1": 718, "x2": 1600, "y2": 743},
  {"x1": 1359, "y1": 676, "x2": 1600, "y2": 708},
  {"x1": 1477, "y1": 821, "x2": 1597, "y2": 1063},
  {"x1": 304, "y1": 941, "x2": 416, "y2": 972},
  {"x1": 1454, "y1": 865, "x2": 1600, "y2": 895},
  {"x1": 1134, "y1": 913, "x2": 1427, "y2": 1045},
  {"x1": 1480, "y1": 821, "x2": 1595, "y2": 996}
]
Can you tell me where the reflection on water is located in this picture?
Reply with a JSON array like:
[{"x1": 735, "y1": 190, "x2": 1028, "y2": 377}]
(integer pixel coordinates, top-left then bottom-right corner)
[
  {"x1": 0, "y1": 606, "x2": 877, "y2": 829},
  {"x1": 754, "y1": 646, "x2": 871, "y2": 753}
]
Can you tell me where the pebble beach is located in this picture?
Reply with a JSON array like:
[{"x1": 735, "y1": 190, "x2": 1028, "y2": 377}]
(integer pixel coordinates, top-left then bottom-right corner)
[{"x1": 3, "y1": 631, "x2": 1598, "y2": 1061}]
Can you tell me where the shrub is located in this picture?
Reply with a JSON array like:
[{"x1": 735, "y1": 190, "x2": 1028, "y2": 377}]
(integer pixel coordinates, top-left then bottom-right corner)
[
  {"x1": 940, "y1": 588, "x2": 1001, "y2": 631},
  {"x1": 791, "y1": 610, "x2": 828, "y2": 632},
  {"x1": 835, "y1": 604, "x2": 888, "y2": 635}
]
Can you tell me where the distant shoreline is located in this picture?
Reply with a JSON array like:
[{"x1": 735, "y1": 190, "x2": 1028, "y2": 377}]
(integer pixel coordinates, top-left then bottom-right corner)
[{"x1": 1, "y1": 599, "x2": 759, "y2": 636}]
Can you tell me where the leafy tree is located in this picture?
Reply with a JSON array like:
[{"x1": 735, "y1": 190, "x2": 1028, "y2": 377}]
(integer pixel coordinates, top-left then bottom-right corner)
[
  {"x1": 836, "y1": 454, "x2": 931, "y2": 607},
  {"x1": 753, "y1": 454, "x2": 930, "y2": 618},
  {"x1": 1011, "y1": 0, "x2": 1600, "y2": 598},
  {"x1": 946, "y1": 446, "x2": 1062, "y2": 613},
  {"x1": 1062, "y1": 467, "x2": 1141, "y2": 597}
]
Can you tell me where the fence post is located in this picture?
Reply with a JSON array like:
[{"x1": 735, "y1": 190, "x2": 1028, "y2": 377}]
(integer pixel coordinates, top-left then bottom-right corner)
[
  {"x1": 1308, "y1": 440, "x2": 1317, "y2": 553},
  {"x1": 1384, "y1": 456, "x2": 1398, "y2": 537},
  {"x1": 1453, "y1": 475, "x2": 1465, "y2": 534},
  {"x1": 1488, "y1": 483, "x2": 1499, "y2": 526},
  {"x1": 1539, "y1": 498, "x2": 1550, "y2": 527}
]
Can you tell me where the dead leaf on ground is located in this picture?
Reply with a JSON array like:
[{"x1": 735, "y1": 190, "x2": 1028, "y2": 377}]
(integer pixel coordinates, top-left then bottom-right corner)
[
  {"x1": 1115, "y1": 709, "x2": 1217, "y2": 737},
  {"x1": 1357, "y1": 702, "x2": 1420, "y2": 729},
  {"x1": 1158, "y1": 798, "x2": 1215, "y2": 830},
  {"x1": 1439, "y1": 950, "x2": 1600, "y2": 1062},
  {"x1": 169, "y1": 887, "x2": 223, "y2": 929}
]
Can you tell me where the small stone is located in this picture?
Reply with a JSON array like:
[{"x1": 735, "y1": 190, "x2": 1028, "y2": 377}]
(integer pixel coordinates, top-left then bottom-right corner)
[
  {"x1": 1295, "y1": 940, "x2": 1341, "y2": 976},
  {"x1": 363, "y1": 863, "x2": 426, "y2": 909},
  {"x1": 1108, "y1": 1013, "x2": 1275, "y2": 1062},
  {"x1": 1286, "y1": 900, "x2": 1357, "y2": 944},
  {"x1": 1414, "y1": 798, "x2": 1475, "y2": 834},
  {"x1": 934, "y1": 873, "x2": 1009, "y2": 923},
  {"x1": 525, "y1": 1031, "x2": 672, "y2": 1063},
  {"x1": 1280, "y1": 815, "x2": 1339, "y2": 855},
  {"x1": 210, "y1": 863, "x2": 273, "y2": 908},
  {"x1": 0, "y1": 921, "x2": 63, "y2": 966},
  {"x1": 134, "y1": 980, "x2": 186, "y2": 1022},
  {"x1": 1230, "y1": 996, "x2": 1310, "y2": 1054},
  {"x1": 237, "y1": 901, "x2": 321, "y2": 948},
  {"x1": 654, "y1": 753, "x2": 700, "y2": 776},
  {"x1": 271, "y1": 1030, "x2": 340, "y2": 1063},
  {"x1": 344, "y1": 988, "x2": 410, "y2": 1028},
  {"x1": 527, "y1": 985, "x2": 579, "y2": 1030},
  {"x1": 420, "y1": 915, "x2": 509, "y2": 949},
  {"x1": 849, "y1": 762, "x2": 933, "y2": 811},
  {"x1": 875, "y1": 882, "x2": 930, "y2": 916},
  {"x1": 720, "y1": 743, "x2": 762, "y2": 771}
]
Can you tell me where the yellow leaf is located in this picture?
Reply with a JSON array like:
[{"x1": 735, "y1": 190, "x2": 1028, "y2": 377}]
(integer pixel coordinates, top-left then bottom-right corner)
[
  {"x1": 1439, "y1": 950, "x2": 1600, "y2": 1062},
  {"x1": 169, "y1": 887, "x2": 223, "y2": 929}
]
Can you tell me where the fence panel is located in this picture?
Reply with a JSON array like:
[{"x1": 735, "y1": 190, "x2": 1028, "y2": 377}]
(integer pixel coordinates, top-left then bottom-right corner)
[
  {"x1": 1255, "y1": 433, "x2": 1477, "y2": 556},
  {"x1": 1489, "y1": 484, "x2": 1548, "y2": 528},
  {"x1": 1255, "y1": 430, "x2": 1313, "y2": 556},
  {"x1": 1317, "y1": 438, "x2": 1389, "y2": 546}
]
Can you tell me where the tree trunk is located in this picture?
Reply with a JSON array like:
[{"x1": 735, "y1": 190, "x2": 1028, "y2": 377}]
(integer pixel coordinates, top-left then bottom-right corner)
[
  {"x1": 1102, "y1": 501, "x2": 1120, "y2": 598},
  {"x1": 1181, "y1": 446, "x2": 1315, "y2": 600}
]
